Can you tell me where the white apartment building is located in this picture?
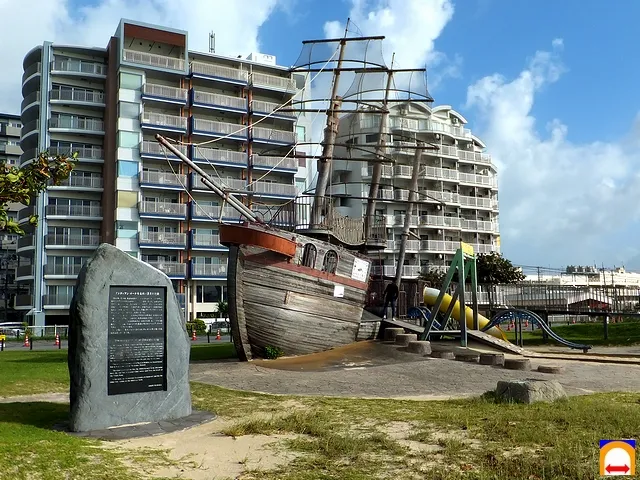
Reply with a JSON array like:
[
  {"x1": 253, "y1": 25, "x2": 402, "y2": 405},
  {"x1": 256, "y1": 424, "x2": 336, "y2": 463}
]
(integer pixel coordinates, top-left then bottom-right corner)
[
  {"x1": 329, "y1": 102, "x2": 500, "y2": 278},
  {"x1": 16, "y1": 19, "x2": 308, "y2": 327}
]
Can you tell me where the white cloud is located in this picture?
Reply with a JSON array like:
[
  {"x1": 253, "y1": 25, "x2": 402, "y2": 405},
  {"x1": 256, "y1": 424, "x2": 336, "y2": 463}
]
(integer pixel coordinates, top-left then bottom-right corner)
[
  {"x1": 0, "y1": 0, "x2": 283, "y2": 113},
  {"x1": 466, "y1": 39, "x2": 640, "y2": 267}
]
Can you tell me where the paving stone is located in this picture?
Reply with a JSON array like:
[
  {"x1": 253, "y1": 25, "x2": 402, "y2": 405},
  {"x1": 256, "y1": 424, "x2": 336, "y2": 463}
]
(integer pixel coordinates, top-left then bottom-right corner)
[
  {"x1": 407, "y1": 341, "x2": 432, "y2": 355},
  {"x1": 503, "y1": 358, "x2": 532, "y2": 371},
  {"x1": 395, "y1": 333, "x2": 418, "y2": 346}
]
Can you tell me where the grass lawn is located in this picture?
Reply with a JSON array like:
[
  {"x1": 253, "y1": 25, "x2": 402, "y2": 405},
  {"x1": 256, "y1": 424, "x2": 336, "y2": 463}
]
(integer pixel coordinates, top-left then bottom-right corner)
[
  {"x1": 504, "y1": 319, "x2": 640, "y2": 347},
  {"x1": 1, "y1": 348, "x2": 639, "y2": 479}
]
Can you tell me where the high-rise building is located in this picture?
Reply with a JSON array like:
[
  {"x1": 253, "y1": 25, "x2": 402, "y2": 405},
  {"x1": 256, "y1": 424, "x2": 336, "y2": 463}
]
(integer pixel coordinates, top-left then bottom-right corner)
[
  {"x1": 330, "y1": 102, "x2": 500, "y2": 278},
  {"x1": 16, "y1": 19, "x2": 308, "y2": 328},
  {"x1": 0, "y1": 112, "x2": 23, "y2": 321}
]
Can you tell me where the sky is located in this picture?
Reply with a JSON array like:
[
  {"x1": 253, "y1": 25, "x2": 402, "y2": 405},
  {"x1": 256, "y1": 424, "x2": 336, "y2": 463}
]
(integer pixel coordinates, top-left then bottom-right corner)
[{"x1": 1, "y1": 0, "x2": 639, "y2": 270}]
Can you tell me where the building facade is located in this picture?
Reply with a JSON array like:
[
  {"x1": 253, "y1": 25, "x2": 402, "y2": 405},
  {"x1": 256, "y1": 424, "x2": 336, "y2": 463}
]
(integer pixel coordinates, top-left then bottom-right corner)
[
  {"x1": 329, "y1": 102, "x2": 500, "y2": 278},
  {"x1": 16, "y1": 19, "x2": 307, "y2": 327},
  {"x1": 0, "y1": 112, "x2": 23, "y2": 321}
]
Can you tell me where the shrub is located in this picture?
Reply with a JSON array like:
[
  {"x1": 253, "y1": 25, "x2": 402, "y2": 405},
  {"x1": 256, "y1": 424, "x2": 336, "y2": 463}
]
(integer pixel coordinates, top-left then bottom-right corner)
[{"x1": 264, "y1": 345, "x2": 284, "y2": 359}]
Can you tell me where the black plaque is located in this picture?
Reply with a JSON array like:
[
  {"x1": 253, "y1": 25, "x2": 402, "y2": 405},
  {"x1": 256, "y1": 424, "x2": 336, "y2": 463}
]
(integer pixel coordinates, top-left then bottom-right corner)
[{"x1": 107, "y1": 286, "x2": 167, "y2": 396}]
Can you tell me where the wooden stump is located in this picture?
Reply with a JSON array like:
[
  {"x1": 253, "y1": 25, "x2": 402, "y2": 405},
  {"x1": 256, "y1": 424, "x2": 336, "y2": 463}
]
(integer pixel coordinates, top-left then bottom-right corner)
[
  {"x1": 395, "y1": 333, "x2": 418, "y2": 346},
  {"x1": 479, "y1": 353, "x2": 505, "y2": 366},
  {"x1": 383, "y1": 328, "x2": 405, "y2": 342},
  {"x1": 407, "y1": 341, "x2": 432, "y2": 355},
  {"x1": 503, "y1": 358, "x2": 531, "y2": 371}
]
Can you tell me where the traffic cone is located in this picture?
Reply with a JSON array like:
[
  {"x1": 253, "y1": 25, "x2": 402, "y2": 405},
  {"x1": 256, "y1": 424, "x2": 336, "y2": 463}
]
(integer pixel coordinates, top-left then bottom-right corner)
[
  {"x1": 54, "y1": 333, "x2": 60, "y2": 347},
  {"x1": 23, "y1": 335, "x2": 29, "y2": 348},
  {"x1": 191, "y1": 330, "x2": 197, "y2": 341},
  {"x1": 216, "y1": 329, "x2": 221, "y2": 341}
]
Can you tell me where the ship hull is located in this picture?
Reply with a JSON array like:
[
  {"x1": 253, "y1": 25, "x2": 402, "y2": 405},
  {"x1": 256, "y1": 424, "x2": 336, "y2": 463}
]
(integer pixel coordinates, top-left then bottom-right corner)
[{"x1": 222, "y1": 223, "x2": 378, "y2": 360}]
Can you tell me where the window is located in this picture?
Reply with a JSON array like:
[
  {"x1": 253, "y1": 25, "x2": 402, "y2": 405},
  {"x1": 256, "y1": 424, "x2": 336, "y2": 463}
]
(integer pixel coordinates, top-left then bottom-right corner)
[
  {"x1": 322, "y1": 250, "x2": 338, "y2": 274},
  {"x1": 301, "y1": 243, "x2": 317, "y2": 268},
  {"x1": 118, "y1": 160, "x2": 139, "y2": 177},
  {"x1": 118, "y1": 131, "x2": 139, "y2": 148},
  {"x1": 196, "y1": 285, "x2": 221, "y2": 303},
  {"x1": 296, "y1": 125, "x2": 306, "y2": 141},
  {"x1": 365, "y1": 133, "x2": 379, "y2": 143},
  {"x1": 119, "y1": 102, "x2": 139, "y2": 119},
  {"x1": 120, "y1": 72, "x2": 143, "y2": 90}
]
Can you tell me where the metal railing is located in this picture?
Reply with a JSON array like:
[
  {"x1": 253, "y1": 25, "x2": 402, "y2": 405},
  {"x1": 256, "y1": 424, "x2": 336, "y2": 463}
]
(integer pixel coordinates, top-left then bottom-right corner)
[
  {"x1": 386, "y1": 240, "x2": 421, "y2": 251},
  {"x1": 457, "y1": 150, "x2": 493, "y2": 165},
  {"x1": 394, "y1": 189, "x2": 409, "y2": 201},
  {"x1": 50, "y1": 88, "x2": 105, "y2": 104},
  {"x1": 394, "y1": 165, "x2": 413, "y2": 177},
  {"x1": 123, "y1": 49, "x2": 185, "y2": 71},
  {"x1": 419, "y1": 240, "x2": 458, "y2": 252},
  {"x1": 252, "y1": 126, "x2": 296, "y2": 143},
  {"x1": 252, "y1": 154, "x2": 297, "y2": 170},
  {"x1": 43, "y1": 293, "x2": 74, "y2": 306},
  {"x1": 142, "y1": 83, "x2": 188, "y2": 102},
  {"x1": 146, "y1": 261, "x2": 186, "y2": 276},
  {"x1": 190, "y1": 62, "x2": 248, "y2": 82},
  {"x1": 139, "y1": 231, "x2": 186, "y2": 245},
  {"x1": 458, "y1": 195, "x2": 493, "y2": 209},
  {"x1": 141, "y1": 112, "x2": 187, "y2": 130},
  {"x1": 389, "y1": 214, "x2": 418, "y2": 227},
  {"x1": 460, "y1": 219, "x2": 498, "y2": 232},
  {"x1": 139, "y1": 201, "x2": 186, "y2": 216},
  {"x1": 459, "y1": 172, "x2": 497, "y2": 187},
  {"x1": 57, "y1": 175, "x2": 103, "y2": 189},
  {"x1": 251, "y1": 99, "x2": 295, "y2": 117},
  {"x1": 419, "y1": 215, "x2": 461, "y2": 228},
  {"x1": 191, "y1": 263, "x2": 228, "y2": 277},
  {"x1": 140, "y1": 170, "x2": 187, "y2": 187},
  {"x1": 140, "y1": 140, "x2": 187, "y2": 158},
  {"x1": 424, "y1": 190, "x2": 458, "y2": 204},
  {"x1": 192, "y1": 118, "x2": 245, "y2": 137},
  {"x1": 251, "y1": 181, "x2": 297, "y2": 196},
  {"x1": 51, "y1": 59, "x2": 106, "y2": 75},
  {"x1": 49, "y1": 116, "x2": 104, "y2": 132},
  {"x1": 44, "y1": 264, "x2": 83, "y2": 276},
  {"x1": 46, "y1": 205, "x2": 102, "y2": 217},
  {"x1": 193, "y1": 90, "x2": 246, "y2": 110},
  {"x1": 45, "y1": 234, "x2": 101, "y2": 247},
  {"x1": 362, "y1": 165, "x2": 393, "y2": 177},
  {"x1": 250, "y1": 72, "x2": 296, "y2": 92},
  {"x1": 423, "y1": 166, "x2": 459, "y2": 181},
  {"x1": 191, "y1": 203, "x2": 239, "y2": 219},
  {"x1": 192, "y1": 146, "x2": 246, "y2": 165},
  {"x1": 49, "y1": 145, "x2": 104, "y2": 161},
  {"x1": 192, "y1": 232, "x2": 224, "y2": 248}
]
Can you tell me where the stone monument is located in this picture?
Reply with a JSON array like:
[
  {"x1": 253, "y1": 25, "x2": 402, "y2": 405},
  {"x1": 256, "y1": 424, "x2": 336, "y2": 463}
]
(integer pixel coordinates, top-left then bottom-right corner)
[{"x1": 68, "y1": 243, "x2": 192, "y2": 432}]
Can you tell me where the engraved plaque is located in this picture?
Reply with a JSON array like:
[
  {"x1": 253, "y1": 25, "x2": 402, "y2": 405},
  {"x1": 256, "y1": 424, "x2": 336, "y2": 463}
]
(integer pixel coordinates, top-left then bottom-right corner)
[{"x1": 107, "y1": 286, "x2": 167, "y2": 396}]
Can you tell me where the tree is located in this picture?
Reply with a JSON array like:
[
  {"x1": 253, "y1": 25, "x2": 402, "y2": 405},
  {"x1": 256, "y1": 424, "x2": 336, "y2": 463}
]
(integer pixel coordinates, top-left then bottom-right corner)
[
  {"x1": 420, "y1": 268, "x2": 447, "y2": 289},
  {"x1": 0, "y1": 151, "x2": 77, "y2": 235},
  {"x1": 476, "y1": 251, "x2": 525, "y2": 284}
]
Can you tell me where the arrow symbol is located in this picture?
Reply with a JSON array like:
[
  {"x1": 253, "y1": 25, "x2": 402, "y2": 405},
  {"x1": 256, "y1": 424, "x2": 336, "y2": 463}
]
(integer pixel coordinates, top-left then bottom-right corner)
[{"x1": 606, "y1": 464, "x2": 630, "y2": 474}]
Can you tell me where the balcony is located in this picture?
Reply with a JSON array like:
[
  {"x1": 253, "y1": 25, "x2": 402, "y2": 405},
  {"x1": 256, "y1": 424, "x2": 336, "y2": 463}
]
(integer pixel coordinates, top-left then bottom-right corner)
[
  {"x1": 15, "y1": 294, "x2": 34, "y2": 308},
  {"x1": 45, "y1": 234, "x2": 101, "y2": 248},
  {"x1": 458, "y1": 172, "x2": 497, "y2": 188},
  {"x1": 51, "y1": 59, "x2": 106, "y2": 77},
  {"x1": 43, "y1": 293, "x2": 74, "y2": 307},
  {"x1": 458, "y1": 195, "x2": 493, "y2": 209},
  {"x1": 140, "y1": 170, "x2": 187, "y2": 190},
  {"x1": 191, "y1": 118, "x2": 247, "y2": 141},
  {"x1": 251, "y1": 181, "x2": 297, "y2": 197},
  {"x1": 252, "y1": 154, "x2": 297, "y2": 172},
  {"x1": 426, "y1": 120, "x2": 472, "y2": 139},
  {"x1": 17, "y1": 235, "x2": 35, "y2": 250},
  {"x1": 191, "y1": 203, "x2": 241, "y2": 221},
  {"x1": 142, "y1": 83, "x2": 188, "y2": 105},
  {"x1": 192, "y1": 146, "x2": 247, "y2": 167},
  {"x1": 192, "y1": 175, "x2": 246, "y2": 192},
  {"x1": 138, "y1": 231, "x2": 187, "y2": 249},
  {"x1": 49, "y1": 116, "x2": 104, "y2": 135},
  {"x1": 419, "y1": 215, "x2": 461, "y2": 229},
  {"x1": 191, "y1": 231, "x2": 227, "y2": 250},
  {"x1": 22, "y1": 62, "x2": 42, "y2": 86},
  {"x1": 16, "y1": 265, "x2": 34, "y2": 279},
  {"x1": 49, "y1": 145, "x2": 104, "y2": 164},
  {"x1": 385, "y1": 240, "x2": 420, "y2": 251},
  {"x1": 50, "y1": 88, "x2": 105, "y2": 107},
  {"x1": 423, "y1": 166, "x2": 459, "y2": 182},
  {"x1": 17, "y1": 206, "x2": 35, "y2": 225},
  {"x1": 141, "y1": 112, "x2": 187, "y2": 134},
  {"x1": 21, "y1": 119, "x2": 39, "y2": 142},
  {"x1": 473, "y1": 244, "x2": 496, "y2": 254},
  {"x1": 21, "y1": 91, "x2": 40, "y2": 114},
  {"x1": 457, "y1": 150, "x2": 493, "y2": 166},
  {"x1": 388, "y1": 214, "x2": 418, "y2": 227},
  {"x1": 362, "y1": 165, "x2": 393, "y2": 178},
  {"x1": 251, "y1": 126, "x2": 296, "y2": 145},
  {"x1": 394, "y1": 189, "x2": 409, "y2": 201},
  {"x1": 52, "y1": 174, "x2": 103, "y2": 190},
  {"x1": 371, "y1": 264, "x2": 422, "y2": 278},
  {"x1": 424, "y1": 190, "x2": 459, "y2": 204},
  {"x1": 145, "y1": 261, "x2": 186, "y2": 278},
  {"x1": 250, "y1": 100, "x2": 295, "y2": 120},
  {"x1": 44, "y1": 264, "x2": 83, "y2": 276},
  {"x1": 46, "y1": 204, "x2": 102, "y2": 219},
  {"x1": 191, "y1": 90, "x2": 247, "y2": 112},
  {"x1": 0, "y1": 143, "x2": 22, "y2": 156},
  {"x1": 190, "y1": 62, "x2": 248, "y2": 85},
  {"x1": 139, "y1": 201, "x2": 187, "y2": 219},
  {"x1": 420, "y1": 240, "x2": 458, "y2": 253},
  {"x1": 377, "y1": 188, "x2": 394, "y2": 200},
  {"x1": 461, "y1": 219, "x2": 499, "y2": 233},
  {"x1": 140, "y1": 140, "x2": 187, "y2": 160},
  {"x1": 123, "y1": 49, "x2": 185, "y2": 72},
  {"x1": 394, "y1": 165, "x2": 413, "y2": 178},
  {"x1": 250, "y1": 73, "x2": 296, "y2": 93},
  {"x1": 190, "y1": 261, "x2": 228, "y2": 279}
]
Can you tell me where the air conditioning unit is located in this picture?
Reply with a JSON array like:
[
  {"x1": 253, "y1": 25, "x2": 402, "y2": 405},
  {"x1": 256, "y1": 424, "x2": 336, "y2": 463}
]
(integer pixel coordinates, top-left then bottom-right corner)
[{"x1": 399, "y1": 107, "x2": 408, "y2": 116}]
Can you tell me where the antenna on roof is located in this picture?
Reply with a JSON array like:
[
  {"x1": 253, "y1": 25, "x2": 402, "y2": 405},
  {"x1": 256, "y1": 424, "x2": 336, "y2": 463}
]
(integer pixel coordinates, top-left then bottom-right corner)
[{"x1": 209, "y1": 32, "x2": 215, "y2": 53}]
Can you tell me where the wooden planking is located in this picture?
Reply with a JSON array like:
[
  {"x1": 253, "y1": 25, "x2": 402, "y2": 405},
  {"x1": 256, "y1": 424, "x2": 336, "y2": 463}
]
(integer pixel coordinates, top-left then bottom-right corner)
[
  {"x1": 226, "y1": 245, "x2": 253, "y2": 361},
  {"x1": 243, "y1": 300, "x2": 359, "y2": 356},
  {"x1": 243, "y1": 287, "x2": 363, "y2": 325}
]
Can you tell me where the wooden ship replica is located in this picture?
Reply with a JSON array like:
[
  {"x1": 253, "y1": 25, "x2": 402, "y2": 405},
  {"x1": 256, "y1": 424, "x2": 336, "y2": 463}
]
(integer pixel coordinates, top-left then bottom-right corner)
[{"x1": 156, "y1": 21, "x2": 436, "y2": 360}]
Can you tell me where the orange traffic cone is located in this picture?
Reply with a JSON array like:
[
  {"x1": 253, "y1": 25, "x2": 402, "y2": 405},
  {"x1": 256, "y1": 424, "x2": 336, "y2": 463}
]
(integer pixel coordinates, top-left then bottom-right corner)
[
  {"x1": 216, "y1": 329, "x2": 221, "y2": 341},
  {"x1": 191, "y1": 330, "x2": 197, "y2": 341},
  {"x1": 23, "y1": 335, "x2": 30, "y2": 348},
  {"x1": 54, "y1": 334, "x2": 60, "y2": 347}
]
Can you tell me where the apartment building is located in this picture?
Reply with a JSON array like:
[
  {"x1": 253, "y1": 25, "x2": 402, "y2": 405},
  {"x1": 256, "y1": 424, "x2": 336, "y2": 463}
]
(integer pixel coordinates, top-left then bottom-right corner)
[
  {"x1": 330, "y1": 102, "x2": 500, "y2": 278},
  {"x1": 16, "y1": 19, "x2": 308, "y2": 327},
  {"x1": 0, "y1": 113, "x2": 23, "y2": 321}
]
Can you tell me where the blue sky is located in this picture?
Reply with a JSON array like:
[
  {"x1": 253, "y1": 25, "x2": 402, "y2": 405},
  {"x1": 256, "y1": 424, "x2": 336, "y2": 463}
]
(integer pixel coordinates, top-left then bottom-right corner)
[{"x1": 3, "y1": 0, "x2": 640, "y2": 270}]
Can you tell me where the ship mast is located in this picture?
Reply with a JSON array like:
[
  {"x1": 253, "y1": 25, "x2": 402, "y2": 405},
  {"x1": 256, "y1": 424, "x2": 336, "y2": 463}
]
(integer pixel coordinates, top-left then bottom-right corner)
[{"x1": 363, "y1": 55, "x2": 395, "y2": 241}]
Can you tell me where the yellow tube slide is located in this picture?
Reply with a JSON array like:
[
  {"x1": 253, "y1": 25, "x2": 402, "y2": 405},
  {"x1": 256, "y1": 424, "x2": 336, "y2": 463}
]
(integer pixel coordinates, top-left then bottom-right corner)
[{"x1": 423, "y1": 287, "x2": 507, "y2": 340}]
